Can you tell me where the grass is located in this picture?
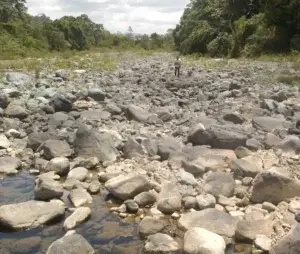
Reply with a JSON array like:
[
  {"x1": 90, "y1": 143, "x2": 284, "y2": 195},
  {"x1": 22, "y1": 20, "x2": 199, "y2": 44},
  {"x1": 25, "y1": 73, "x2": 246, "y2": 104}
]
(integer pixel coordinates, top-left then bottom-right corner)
[{"x1": 0, "y1": 47, "x2": 160, "y2": 74}]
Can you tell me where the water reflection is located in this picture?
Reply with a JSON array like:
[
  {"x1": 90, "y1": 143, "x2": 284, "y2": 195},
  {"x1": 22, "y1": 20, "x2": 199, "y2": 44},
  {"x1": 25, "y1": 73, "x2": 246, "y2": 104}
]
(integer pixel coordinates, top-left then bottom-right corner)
[{"x1": 0, "y1": 172, "x2": 144, "y2": 253}]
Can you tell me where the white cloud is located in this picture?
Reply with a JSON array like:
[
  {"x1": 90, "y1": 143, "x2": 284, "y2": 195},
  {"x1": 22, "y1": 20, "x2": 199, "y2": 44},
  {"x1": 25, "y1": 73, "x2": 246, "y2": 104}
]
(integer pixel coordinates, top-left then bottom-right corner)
[{"x1": 26, "y1": 0, "x2": 189, "y2": 34}]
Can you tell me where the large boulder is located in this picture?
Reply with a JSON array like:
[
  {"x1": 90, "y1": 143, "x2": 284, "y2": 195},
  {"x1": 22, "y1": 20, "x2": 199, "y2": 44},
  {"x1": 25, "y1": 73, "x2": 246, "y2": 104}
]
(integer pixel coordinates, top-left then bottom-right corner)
[
  {"x1": 34, "y1": 176, "x2": 64, "y2": 200},
  {"x1": 252, "y1": 116, "x2": 290, "y2": 132},
  {"x1": 40, "y1": 140, "x2": 72, "y2": 160},
  {"x1": 188, "y1": 124, "x2": 248, "y2": 150},
  {"x1": 235, "y1": 219, "x2": 274, "y2": 241},
  {"x1": 184, "y1": 227, "x2": 226, "y2": 254},
  {"x1": 0, "y1": 200, "x2": 65, "y2": 230},
  {"x1": 144, "y1": 233, "x2": 180, "y2": 253},
  {"x1": 204, "y1": 172, "x2": 235, "y2": 197},
  {"x1": 250, "y1": 171, "x2": 300, "y2": 204},
  {"x1": 157, "y1": 181, "x2": 182, "y2": 214},
  {"x1": 104, "y1": 174, "x2": 152, "y2": 200},
  {"x1": 46, "y1": 233, "x2": 95, "y2": 254},
  {"x1": 74, "y1": 124, "x2": 118, "y2": 162},
  {"x1": 269, "y1": 224, "x2": 300, "y2": 254},
  {"x1": 178, "y1": 208, "x2": 239, "y2": 238},
  {"x1": 0, "y1": 156, "x2": 22, "y2": 174}
]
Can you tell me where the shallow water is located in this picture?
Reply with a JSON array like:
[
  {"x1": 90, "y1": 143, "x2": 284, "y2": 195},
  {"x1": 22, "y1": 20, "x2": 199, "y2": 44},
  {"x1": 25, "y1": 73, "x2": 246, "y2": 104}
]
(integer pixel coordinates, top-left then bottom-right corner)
[
  {"x1": 0, "y1": 172, "x2": 253, "y2": 254},
  {"x1": 0, "y1": 172, "x2": 144, "y2": 254}
]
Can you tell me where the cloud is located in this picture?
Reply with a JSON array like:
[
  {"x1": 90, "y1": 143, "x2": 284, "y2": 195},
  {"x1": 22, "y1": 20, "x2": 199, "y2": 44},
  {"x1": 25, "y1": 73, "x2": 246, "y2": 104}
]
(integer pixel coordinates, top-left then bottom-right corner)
[{"x1": 26, "y1": 0, "x2": 189, "y2": 34}]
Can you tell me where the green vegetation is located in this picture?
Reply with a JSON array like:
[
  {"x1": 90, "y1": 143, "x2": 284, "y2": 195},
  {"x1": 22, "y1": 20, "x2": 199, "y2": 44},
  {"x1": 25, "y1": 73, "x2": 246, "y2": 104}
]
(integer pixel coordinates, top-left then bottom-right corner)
[
  {"x1": 173, "y1": 0, "x2": 300, "y2": 57},
  {"x1": 0, "y1": 0, "x2": 175, "y2": 60}
]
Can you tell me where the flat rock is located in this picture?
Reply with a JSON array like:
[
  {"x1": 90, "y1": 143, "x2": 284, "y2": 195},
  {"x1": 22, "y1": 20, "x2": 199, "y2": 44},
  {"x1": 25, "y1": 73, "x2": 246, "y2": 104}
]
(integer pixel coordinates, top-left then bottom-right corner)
[
  {"x1": 269, "y1": 224, "x2": 300, "y2": 254},
  {"x1": 178, "y1": 208, "x2": 239, "y2": 237},
  {"x1": 144, "y1": 233, "x2": 180, "y2": 253},
  {"x1": 74, "y1": 124, "x2": 118, "y2": 162},
  {"x1": 252, "y1": 116, "x2": 289, "y2": 132},
  {"x1": 188, "y1": 124, "x2": 248, "y2": 149},
  {"x1": 204, "y1": 172, "x2": 235, "y2": 197},
  {"x1": 139, "y1": 216, "x2": 167, "y2": 236},
  {"x1": 67, "y1": 167, "x2": 88, "y2": 181},
  {"x1": 0, "y1": 200, "x2": 65, "y2": 230},
  {"x1": 184, "y1": 227, "x2": 226, "y2": 254},
  {"x1": 104, "y1": 174, "x2": 152, "y2": 200},
  {"x1": 46, "y1": 233, "x2": 95, "y2": 254},
  {"x1": 41, "y1": 140, "x2": 72, "y2": 160},
  {"x1": 0, "y1": 134, "x2": 10, "y2": 148},
  {"x1": 63, "y1": 207, "x2": 91, "y2": 230},
  {"x1": 0, "y1": 156, "x2": 22, "y2": 174},
  {"x1": 235, "y1": 219, "x2": 274, "y2": 241},
  {"x1": 251, "y1": 171, "x2": 300, "y2": 204},
  {"x1": 69, "y1": 188, "x2": 93, "y2": 208},
  {"x1": 157, "y1": 181, "x2": 182, "y2": 214}
]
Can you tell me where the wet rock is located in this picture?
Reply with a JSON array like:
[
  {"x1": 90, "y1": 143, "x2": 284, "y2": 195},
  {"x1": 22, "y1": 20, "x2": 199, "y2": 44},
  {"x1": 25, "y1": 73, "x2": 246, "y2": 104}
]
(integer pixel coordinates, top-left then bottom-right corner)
[
  {"x1": 124, "y1": 199, "x2": 139, "y2": 213},
  {"x1": 184, "y1": 227, "x2": 226, "y2": 254},
  {"x1": 139, "y1": 216, "x2": 167, "y2": 236},
  {"x1": 46, "y1": 233, "x2": 95, "y2": 254},
  {"x1": 11, "y1": 237, "x2": 42, "y2": 254},
  {"x1": 144, "y1": 233, "x2": 180, "y2": 253},
  {"x1": 0, "y1": 200, "x2": 65, "y2": 230},
  {"x1": 104, "y1": 174, "x2": 152, "y2": 200},
  {"x1": 63, "y1": 207, "x2": 91, "y2": 230},
  {"x1": 178, "y1": 208, "x2": 238, "y2": 237},
  {"x1": 157, "y1": 181, "x2": 182, "y2": 214}
]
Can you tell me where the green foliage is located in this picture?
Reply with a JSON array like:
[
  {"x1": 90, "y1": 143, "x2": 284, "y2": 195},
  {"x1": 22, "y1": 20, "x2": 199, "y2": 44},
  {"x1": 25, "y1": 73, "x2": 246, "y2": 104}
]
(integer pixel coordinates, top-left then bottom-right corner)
[
  {"x1": 174, "y1": 0, "x2": 300, "y2": 57},
  {"x1": 0, "y1": 1, "x2": 175, "y2": 59}
]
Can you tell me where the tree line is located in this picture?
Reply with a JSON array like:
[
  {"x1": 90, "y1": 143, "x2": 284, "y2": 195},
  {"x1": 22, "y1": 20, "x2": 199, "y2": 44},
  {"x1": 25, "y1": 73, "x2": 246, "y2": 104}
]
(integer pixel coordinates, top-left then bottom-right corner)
[
  {"x1": 173, "y1": 0, "x2": 300, "y2": 57},
  {"x1": 0, "y1": 0, "x2": 175, "y2": 58}
]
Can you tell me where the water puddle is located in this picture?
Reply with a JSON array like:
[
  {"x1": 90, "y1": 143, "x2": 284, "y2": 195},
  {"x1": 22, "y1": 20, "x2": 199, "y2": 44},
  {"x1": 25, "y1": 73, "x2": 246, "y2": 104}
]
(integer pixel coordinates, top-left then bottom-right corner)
[
  {"x1": 0, "y1": 172, "x2": 254, "y2": 253},
  {"x1": 0, "y1": 172, "x2": 144, "y2": 254}
]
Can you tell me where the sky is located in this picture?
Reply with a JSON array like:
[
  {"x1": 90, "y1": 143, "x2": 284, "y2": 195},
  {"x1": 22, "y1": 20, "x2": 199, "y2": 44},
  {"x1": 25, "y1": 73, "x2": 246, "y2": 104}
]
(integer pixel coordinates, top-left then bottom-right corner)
[{"x1": 26, "y1": 0, "x2": 190, "y2": 35}]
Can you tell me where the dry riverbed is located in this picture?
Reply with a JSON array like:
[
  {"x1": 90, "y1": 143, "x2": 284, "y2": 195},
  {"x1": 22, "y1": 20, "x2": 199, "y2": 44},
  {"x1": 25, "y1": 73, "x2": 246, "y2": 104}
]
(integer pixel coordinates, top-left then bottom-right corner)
[{"x1": 1, "y1": 52, "x2": 300, "y2": 253}]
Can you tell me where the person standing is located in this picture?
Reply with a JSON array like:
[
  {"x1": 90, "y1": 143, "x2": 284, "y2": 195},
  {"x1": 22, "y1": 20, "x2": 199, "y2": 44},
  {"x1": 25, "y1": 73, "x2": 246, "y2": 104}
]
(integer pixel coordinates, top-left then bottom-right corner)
[{"x1": 174, "y1": 55, "x2": 182, "y2": 77}]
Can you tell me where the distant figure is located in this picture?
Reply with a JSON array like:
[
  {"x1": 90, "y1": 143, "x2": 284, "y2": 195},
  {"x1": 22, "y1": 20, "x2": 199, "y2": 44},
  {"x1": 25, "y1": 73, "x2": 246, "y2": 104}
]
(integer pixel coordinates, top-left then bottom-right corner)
[{"x1": 174, "y1": 55, "x2": 182, "y2": 77}]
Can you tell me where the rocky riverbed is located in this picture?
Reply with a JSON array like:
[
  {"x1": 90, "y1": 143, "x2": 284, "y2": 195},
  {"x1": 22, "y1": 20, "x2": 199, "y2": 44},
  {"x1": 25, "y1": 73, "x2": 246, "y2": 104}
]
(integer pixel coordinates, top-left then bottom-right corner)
[{"x1": 1, "y1": 52, "x2": 300, "y2": 253}]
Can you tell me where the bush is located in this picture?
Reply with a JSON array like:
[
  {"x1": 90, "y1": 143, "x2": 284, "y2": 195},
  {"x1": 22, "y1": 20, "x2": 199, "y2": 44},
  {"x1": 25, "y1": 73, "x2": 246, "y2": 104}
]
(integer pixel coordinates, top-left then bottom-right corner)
[{"x1": 207, "y1": 33, "x2": 232, "y2": 57}]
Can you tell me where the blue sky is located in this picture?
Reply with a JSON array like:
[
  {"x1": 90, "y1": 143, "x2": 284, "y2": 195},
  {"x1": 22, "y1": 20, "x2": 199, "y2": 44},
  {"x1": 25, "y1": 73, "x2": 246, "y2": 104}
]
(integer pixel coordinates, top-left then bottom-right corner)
[{"x1": 26, "y1": 0, "x2": 190, "y2": 34}]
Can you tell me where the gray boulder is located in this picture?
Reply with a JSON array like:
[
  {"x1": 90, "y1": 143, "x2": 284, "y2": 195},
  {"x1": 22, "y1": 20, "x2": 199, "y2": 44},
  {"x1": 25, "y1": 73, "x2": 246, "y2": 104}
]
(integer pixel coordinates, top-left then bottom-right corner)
[
  {"x1": 104, "y1": 174, "x2": 152, "y2": 200},
  {"x1": 0, "y1": 200, "x2": 65, "y2": 230},
  {"x1": 46, "y1": 233, "x2": 95, "y2": 254},
  {"x1": 157, "y1": 181, "x2": 182, "y2": 214}
]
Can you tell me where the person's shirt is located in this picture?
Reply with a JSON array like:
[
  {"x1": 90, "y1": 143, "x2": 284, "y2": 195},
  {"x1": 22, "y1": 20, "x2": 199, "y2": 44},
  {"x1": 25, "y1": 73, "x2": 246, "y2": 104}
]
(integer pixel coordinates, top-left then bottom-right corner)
[{"x1": 175, "y1": 58, "x2": 181, "y2": 67}]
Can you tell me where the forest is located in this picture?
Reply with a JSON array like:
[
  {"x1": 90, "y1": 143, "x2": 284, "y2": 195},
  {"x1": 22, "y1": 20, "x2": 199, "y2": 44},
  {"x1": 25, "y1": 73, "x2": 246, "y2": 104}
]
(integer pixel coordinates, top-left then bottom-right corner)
[
  {"x1": 173, "y1": 0, "x2": 300, "y2": 57},
  {"x1": 0, "y1": 0, "x2": 174, "y2": 59},
  {"x1": 1, "y1": 0, "x2": 300, "y2": 59}
]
